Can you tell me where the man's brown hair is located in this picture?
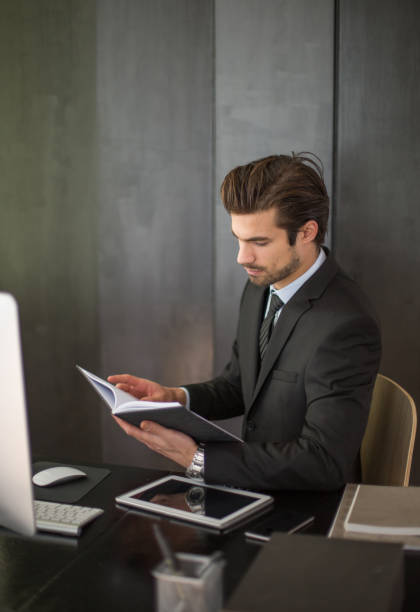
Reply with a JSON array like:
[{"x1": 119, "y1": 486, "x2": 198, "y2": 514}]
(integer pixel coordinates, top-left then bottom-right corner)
[{"x1": 220, "y1": 152, "x2": 329, "y2": 246}]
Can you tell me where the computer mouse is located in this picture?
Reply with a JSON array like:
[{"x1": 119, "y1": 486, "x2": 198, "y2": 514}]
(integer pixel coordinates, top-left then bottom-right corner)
[{"x1": 32, "y1": 466, "x2": 88, "y2": 487}]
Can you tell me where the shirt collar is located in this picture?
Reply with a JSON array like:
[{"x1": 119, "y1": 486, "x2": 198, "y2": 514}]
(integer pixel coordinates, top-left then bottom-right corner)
[{"x1": 269, "y1": 248, "x2": 327, "y2": 305}]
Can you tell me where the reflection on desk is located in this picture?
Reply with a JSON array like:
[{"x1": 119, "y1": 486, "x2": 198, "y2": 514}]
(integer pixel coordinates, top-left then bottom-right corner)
[
  {"x1": 224, "y1": 532, "x2": 404, "y2": 612},
  {"x1": 1, "y1": 464, "x2": 419, "y2": 612}
]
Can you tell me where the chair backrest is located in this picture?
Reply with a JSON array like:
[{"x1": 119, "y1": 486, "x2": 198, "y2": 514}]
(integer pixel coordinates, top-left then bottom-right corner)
[{"x1": 361, "y1": 374, "x2": 417, "y2": 486}]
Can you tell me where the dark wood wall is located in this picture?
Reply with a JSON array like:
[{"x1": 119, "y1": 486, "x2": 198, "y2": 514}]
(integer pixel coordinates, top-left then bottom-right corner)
[
  {"x1": 334, "y1": 0, "x2": 420, "y2": 482},
  {"x1": 96, "y1": 0, "x2": 214, "y2": 468},
  {"x1": 0, "y1": 1, "x2": 102, "y2": 462},
  {"x1": 214, "y1": 0, "x2": 334, "y2": 371},
  {"x1": 1, "y1": 0, "x2": 419, "y2": 481}
]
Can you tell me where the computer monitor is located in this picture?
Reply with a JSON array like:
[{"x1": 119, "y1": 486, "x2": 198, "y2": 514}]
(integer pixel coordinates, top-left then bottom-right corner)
[{"x1": 0, "y1": 292, "x2": 36, "y2": 535}]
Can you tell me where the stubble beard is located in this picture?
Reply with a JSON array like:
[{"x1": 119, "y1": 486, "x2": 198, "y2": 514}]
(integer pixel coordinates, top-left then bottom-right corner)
[{"x1": 246, "y1": 251, "x2": 301, "y2": 287}]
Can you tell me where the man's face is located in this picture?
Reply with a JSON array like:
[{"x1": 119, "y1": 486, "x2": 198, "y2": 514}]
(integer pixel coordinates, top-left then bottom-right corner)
[{"x1": 231, "y1": 209, "x2": 311, "y2": 289}]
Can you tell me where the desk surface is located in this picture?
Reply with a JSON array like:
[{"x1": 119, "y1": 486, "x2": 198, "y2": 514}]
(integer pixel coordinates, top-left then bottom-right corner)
[{"x1": 1, "y1": 462, "x2": 419, "y2": 611}]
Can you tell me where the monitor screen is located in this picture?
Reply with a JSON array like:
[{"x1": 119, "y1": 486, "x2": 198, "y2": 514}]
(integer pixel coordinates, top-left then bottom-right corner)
[{"x1": 0, "y1": 293, "x2": 36, "y2": 536}]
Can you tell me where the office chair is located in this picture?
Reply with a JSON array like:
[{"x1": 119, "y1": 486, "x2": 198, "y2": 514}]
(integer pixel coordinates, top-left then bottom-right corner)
[{"x1": 361, "y1": 374, "x2": 417, "y2": 486}]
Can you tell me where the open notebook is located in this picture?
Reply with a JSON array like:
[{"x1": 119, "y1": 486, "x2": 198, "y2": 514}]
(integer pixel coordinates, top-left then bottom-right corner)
[{"x1": 0, "y1": 292, "x2": 103, "y2": 536}]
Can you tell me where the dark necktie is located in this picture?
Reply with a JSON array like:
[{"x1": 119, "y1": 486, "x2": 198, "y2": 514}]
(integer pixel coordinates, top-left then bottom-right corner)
[{"x1": 259, "y1": 293, "x2": 283, "y2": 361}]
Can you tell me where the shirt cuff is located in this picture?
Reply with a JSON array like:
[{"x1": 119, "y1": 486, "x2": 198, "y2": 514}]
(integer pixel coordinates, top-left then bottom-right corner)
[{"x1": 179, "y1": 386, "x2": 191, "y2": 410}]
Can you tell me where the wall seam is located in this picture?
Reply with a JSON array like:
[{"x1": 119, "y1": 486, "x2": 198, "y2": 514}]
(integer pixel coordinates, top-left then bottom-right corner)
[
  {"x1": 331, "y1": 0, "x2": 341, "y2": 253},
  {"x1": 211, "y1": 0, "x2": 217, "y2": 377}
]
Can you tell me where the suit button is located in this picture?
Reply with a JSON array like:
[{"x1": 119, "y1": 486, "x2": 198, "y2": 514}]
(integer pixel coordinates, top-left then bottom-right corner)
[{"x1": 246, "y1": 421, "x2": 256, "y2": 432}]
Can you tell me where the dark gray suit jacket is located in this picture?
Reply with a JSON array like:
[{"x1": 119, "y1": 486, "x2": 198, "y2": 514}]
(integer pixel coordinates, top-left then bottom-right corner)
[{"x1": 186, "y1": 251, "x2": 381, "y2": 491}]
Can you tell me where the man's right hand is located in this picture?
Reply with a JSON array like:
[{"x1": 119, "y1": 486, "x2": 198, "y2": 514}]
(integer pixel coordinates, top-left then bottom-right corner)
[{"x1": 107, "y1": 374, "x2": 187, "y2": 405}]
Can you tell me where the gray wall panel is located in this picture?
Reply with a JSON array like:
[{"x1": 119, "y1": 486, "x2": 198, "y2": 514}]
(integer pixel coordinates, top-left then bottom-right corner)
[
  {"x1": 0, "y1": 1, "x2": 101, "y2": 461},
  {"x1": 96, "y1": 0, "x2": 214, "y2": 468},
  {"x1": 335, "y1": 0, "x2": 420, "y2": 482},
  {"x1": 214, "y1": 0, "x2": 335, "y2": 372},
  {"x1": 8, "y1": 0, "x2": 409, "y2": 483}
]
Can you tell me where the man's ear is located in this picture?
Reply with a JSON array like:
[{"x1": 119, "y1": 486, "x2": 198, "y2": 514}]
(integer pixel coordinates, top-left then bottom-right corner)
[{"x1": 300, "y1": 220, "x2": 319, "y2": 243}]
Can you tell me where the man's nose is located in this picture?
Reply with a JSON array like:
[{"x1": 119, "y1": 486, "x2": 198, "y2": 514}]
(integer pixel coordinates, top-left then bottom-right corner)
[{"x1": 237, "y1": 243, "x2": 255, "y2": 265}]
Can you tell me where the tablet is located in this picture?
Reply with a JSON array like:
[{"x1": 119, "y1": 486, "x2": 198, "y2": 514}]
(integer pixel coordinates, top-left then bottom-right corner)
[{"x1": 115, "y1": 475, "x2": 273, "y2": 530}]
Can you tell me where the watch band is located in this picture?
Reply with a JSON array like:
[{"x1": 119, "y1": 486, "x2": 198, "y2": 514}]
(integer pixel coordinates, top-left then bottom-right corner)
[{"x1": 186, "y1": 443, "x2": 205, "y2": 480}]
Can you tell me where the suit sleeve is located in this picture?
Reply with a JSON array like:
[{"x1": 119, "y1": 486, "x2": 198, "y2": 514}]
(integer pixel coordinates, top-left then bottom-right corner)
[{"x1": 201, "y1": 316, "x2": 381, "y2": 491}]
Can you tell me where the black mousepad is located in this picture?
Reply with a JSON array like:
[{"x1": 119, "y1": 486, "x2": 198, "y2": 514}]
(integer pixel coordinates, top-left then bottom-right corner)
[{"x1": 32, "y1": 462, "x2": 111, "y2": 503}]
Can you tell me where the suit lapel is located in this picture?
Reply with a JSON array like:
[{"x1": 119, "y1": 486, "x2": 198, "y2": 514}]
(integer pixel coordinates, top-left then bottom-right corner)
[
  {"x1": 247, "y1": 250, "x2": 339, "y2": 412},
  {"x1": 250, "y1": 297, "x2": 311, "y2": 407},
  {"x1": 238, "y1": 283, "x2": 267, "y2": 408}
]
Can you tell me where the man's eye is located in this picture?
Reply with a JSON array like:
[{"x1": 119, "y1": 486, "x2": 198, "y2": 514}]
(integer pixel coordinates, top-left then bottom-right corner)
[{"x1": 255, "y1": 241, "x2": 268, "y2": 247}]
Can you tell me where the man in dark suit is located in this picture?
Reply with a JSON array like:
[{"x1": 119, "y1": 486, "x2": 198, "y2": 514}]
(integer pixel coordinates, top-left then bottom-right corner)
[{"x1": 110, "y1": 153, "x2": 381, "y2": 491}]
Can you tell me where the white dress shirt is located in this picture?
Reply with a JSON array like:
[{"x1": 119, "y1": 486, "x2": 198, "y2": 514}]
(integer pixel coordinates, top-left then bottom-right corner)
[{"x1": 265, "y1": 247, "x2": 326, "y2": 325}]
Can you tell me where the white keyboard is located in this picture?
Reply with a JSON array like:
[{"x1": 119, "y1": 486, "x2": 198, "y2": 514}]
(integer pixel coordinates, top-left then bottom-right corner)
[{"x1": 34, "y1": 500, "x2": 104, "y2": 536}]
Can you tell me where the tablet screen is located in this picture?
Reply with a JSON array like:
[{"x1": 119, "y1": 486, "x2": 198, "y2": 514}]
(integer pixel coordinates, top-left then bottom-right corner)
[
  {"x1": 116, "y1": 476, "x2": 273, "y2": 529},
  {"x1": 131, "y1": 478, "x2": 258, "y2": 518}
]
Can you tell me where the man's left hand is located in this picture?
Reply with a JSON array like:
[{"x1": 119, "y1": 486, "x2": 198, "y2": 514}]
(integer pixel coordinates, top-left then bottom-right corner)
[{"x1": 112, "y1": 416, "x2": 198, "y2": 468}]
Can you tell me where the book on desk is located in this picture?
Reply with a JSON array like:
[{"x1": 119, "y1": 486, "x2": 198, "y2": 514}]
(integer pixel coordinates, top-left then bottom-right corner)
[
  {"x1": 78, "y1": 365, "x2": 242, "y2": 443},
  {"x1": 328, "y1": 483, "x2": 420, "y2": 550}
]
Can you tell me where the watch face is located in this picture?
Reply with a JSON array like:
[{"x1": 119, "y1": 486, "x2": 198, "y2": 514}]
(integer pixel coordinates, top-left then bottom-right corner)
[
  {"x1": 186, "y1": 486, "x2": 205, "y2": 505},
  {"x1": 185, "y1": 485, "x2": 206, "y2": 513}
]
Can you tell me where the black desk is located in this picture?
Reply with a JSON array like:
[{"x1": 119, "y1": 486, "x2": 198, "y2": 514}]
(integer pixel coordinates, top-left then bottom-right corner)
[{"x1": 1, "y1": 463, "x2": 419, "y2": 611}]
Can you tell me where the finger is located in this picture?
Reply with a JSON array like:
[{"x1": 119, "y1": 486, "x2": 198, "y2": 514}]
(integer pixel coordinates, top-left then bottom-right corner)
[
  {"x1": 112, "y1": 416, "x2": 155, "y2": 449},
  {"x1": 141, "y1": 393, "x2": 167, "y2": 402},
  {"x1": 112, "y1": 416, "x2": 161, "y2": 440},
  {"x1": 107, "y1": 374, "x2": 130, "y2": 383},
  {"x1": 115, "y1": 383, "x2": 141, "y2": 394},
  {"x1": 139, "y1": 420, "x2": 169, "y2": 435},
  {"x1": 114, "y1": 383, "x2": 132, "y2": 392},
  {"x1": 112, "y1": 415, "x2": 141, "y2": 437},
  {"x1": 108, "y1": 374, "x2": 147, "y2": 385},
  {"x1": 112, "y1": 415, "x2": 131, "y2": 434},
  {"x1": 138, "y1": 422, "x2": 198, "y2": 465}
]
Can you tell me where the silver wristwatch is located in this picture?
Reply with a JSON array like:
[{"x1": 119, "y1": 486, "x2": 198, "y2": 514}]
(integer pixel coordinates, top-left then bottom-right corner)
[
  {"x1": 184, "y1": 486, "x2": 205, "y2": 514},
  {"x1": 186, "y1": 443, "x2": 205, "y2": 480}
]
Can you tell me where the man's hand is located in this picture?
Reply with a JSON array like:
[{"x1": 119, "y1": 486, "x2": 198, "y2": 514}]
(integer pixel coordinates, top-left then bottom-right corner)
[
  {"x1": 113, "y1": 416, "x2": 198, "y2": 468},
  {"x1": 107, "y1": 374, "x2": 187, "y2": 405}
]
